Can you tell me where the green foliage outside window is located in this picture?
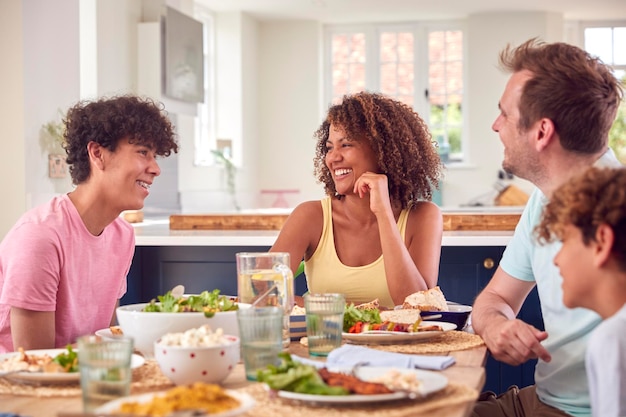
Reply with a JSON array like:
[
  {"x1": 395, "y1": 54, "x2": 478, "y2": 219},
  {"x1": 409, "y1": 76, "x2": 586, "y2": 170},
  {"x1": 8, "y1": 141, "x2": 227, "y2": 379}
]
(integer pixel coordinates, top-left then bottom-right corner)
[
  {"x1": 609, "y1": 76, "x2": 626, "y2": 164},
  {"x1": 429, "y1": 103, "x2": 462, "y2": 155}
]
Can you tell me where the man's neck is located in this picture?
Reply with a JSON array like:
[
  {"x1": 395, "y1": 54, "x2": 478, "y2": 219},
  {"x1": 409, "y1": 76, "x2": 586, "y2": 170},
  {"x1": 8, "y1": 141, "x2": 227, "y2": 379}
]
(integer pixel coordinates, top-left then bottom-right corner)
[{"x1": 538, "y1": 148, "x2": 607, "y2": 197}]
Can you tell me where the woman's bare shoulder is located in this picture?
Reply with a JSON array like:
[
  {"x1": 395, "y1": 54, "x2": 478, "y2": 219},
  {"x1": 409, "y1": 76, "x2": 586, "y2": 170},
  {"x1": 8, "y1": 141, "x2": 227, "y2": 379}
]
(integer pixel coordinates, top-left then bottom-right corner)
[
  {"x1": 290, "y1": 200, "x2": 324, "y2": 217},
  {"x1": 407, "y1": 201, "x2": 443, "y2": 225},
  {"x1": 410, "y1": 200, "x2": 441, "y2": 213},
  {"x1": 282, "y1": 200, "x2": 324, "y2": 230}
]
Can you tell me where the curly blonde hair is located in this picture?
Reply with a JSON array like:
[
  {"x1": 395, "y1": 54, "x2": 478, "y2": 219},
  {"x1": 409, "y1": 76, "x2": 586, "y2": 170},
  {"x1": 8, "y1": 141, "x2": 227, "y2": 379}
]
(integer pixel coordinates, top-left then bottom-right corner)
[
  {"x1": 535, "y1": 167, "x2": 626, "y2": 271},
  {"x1": 313, "y1": 92, "x2": 444, "y2": 208}
]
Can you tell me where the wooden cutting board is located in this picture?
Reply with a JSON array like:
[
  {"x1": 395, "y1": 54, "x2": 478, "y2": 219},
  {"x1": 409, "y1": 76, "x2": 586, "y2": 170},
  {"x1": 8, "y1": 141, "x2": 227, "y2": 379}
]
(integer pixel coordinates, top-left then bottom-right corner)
[{"x1": 169, "y1": 212, "x2": 521, "y2": 231}]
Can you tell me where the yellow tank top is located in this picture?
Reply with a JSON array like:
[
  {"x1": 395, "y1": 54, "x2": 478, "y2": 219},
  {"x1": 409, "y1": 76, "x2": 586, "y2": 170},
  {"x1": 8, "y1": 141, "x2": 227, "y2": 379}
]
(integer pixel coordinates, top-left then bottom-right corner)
[{"x1": 304, "y1": 197, "x2": 410, "y2": 309}]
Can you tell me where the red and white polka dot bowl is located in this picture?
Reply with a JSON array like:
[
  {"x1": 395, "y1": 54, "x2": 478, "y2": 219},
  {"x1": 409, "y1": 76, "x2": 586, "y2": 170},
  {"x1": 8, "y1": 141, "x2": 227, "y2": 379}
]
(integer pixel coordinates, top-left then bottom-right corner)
[{"x1": 153, "y1": 335, "x2": 240, "y2": 385}]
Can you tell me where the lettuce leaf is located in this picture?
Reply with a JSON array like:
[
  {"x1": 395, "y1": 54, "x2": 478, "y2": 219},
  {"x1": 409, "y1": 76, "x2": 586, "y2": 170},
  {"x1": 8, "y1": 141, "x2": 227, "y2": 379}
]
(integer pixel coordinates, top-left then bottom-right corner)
[
  {"x1": 343, "y1": 303, "x2": 382, "y2": 332},
  {"x1": 257, "y1": 352, "x2": 348, "y2": 396}
]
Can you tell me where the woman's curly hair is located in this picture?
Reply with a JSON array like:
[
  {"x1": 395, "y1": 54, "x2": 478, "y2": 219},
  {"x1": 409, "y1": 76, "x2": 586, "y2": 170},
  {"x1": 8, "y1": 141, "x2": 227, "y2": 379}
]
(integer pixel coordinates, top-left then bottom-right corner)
[
  {"x1": 536, "y1": 167, "x2": 626, "y2": 271},
  {"x1": 63, "y1": 95, "x2": 179, "y2": 185},
  {"x1": 313, "y1": 92, "x2": 443, "y2": 208}
]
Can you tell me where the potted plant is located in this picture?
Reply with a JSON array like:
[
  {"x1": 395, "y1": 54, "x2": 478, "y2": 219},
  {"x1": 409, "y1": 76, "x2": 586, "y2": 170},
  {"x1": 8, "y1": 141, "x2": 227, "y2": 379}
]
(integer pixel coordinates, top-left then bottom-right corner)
[
  {"x1": 41, "y1": 113, "x2": 67, "y2": 179},
  {"x1": 211, "y1": 149, "x2": 240, "y2": 211}
]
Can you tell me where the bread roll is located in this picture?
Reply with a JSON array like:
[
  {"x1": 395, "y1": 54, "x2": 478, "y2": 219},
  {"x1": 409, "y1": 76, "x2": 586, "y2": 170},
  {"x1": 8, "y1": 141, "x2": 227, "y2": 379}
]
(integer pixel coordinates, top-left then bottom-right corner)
[
  {"x1": 380, "y1": 309, "x2": 422, "y2": 324},
  {"x1": 402, "y1": 286, "x2": 449, "y2": 312},
  {"x1": 355, "y1": 298, "x2": 380, "y2": 311}
]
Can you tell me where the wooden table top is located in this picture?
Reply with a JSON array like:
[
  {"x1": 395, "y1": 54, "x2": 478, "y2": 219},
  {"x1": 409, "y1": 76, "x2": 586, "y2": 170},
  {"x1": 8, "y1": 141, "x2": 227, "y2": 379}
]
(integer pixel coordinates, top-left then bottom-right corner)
[{"x1": 0, "y1": 342, "x2": 487, "y2": 417}]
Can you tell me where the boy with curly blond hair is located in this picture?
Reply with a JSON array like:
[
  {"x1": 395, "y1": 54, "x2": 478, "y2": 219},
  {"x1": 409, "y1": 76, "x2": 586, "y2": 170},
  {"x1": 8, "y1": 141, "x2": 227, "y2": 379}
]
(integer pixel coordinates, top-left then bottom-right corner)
[{"x1": 536, "y1": 166, "x2": 626, "y2": 417}]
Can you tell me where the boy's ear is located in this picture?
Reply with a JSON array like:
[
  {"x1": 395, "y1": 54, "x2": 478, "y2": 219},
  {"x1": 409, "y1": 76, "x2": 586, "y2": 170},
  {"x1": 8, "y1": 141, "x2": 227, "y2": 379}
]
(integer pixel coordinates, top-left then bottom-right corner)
[
  {"x1": 87, "y1": 141, "x2": 105, "y2": 170},
  {"x1": 593, "y1": 223, "x2": 615, "y2": 267}
]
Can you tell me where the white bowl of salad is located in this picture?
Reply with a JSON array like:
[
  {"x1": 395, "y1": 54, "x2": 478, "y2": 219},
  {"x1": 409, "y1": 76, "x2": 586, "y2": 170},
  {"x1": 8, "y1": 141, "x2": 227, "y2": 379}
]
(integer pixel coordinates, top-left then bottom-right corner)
[{"x1": 116, "y1": 286, "x2": 246, "y2": 357}]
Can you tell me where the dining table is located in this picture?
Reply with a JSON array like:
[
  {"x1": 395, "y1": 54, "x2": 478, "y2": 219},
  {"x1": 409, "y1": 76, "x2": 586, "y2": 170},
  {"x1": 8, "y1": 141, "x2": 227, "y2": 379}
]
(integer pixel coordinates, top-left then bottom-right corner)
[{"x1": 0, "y1": 331, "x2": 487, "y2": 417}]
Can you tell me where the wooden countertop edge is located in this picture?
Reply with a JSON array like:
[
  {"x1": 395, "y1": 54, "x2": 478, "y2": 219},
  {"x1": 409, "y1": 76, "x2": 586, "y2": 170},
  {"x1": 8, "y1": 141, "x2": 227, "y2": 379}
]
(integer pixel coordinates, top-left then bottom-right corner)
[{"x1": 169, "y1": 212, "x2": 521, "y2": 231}]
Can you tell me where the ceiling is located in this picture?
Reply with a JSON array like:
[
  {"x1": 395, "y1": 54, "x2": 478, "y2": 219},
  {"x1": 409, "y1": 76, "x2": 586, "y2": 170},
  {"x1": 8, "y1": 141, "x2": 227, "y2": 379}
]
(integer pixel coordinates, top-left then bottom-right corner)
[{"x1": 196, "y1": 0, "x2": 626, "y2": 23}]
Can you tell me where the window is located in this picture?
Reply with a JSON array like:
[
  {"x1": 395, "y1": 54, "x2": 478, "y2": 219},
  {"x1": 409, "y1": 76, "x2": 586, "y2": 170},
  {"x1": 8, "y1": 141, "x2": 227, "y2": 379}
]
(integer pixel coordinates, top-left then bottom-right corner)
[
  {"x1": 193, "y1": 6, "x2": 216, "y2": 166},
  {"x1": 325, "y1": 23, "x2": 466, "y2": 163},
  {"x1": 583, "y1": 22, "x2": 626, "y2": 163}
]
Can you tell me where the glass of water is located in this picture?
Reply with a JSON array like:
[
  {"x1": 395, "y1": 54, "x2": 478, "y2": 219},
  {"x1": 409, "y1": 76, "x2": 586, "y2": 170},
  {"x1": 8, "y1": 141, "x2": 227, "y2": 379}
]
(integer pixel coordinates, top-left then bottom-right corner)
[
  {"x1": 237, "y1": 306, "x2": 284, "y2": 381},
  {"x1": 304, "y1": 293, "x2": 345, "y2": 357},
  {"x1": 77, "y1": 334, "x2": 133, "y2": 412}
]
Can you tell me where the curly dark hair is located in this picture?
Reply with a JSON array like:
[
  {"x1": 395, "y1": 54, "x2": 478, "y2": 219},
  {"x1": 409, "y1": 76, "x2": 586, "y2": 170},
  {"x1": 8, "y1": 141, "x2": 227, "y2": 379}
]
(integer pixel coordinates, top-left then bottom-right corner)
[
  {"x1": 63, "y1": 95, "x2": 179, "y2": 185},
  {"x1": 313, "y1": 92, "x2": 443, "y2": 208},
  {"x1": 536, "y1": 167, "x2": 626, "y2": 271},
  {"x1": 499, "y1": 38, "x2": 623, "y2": 154}
]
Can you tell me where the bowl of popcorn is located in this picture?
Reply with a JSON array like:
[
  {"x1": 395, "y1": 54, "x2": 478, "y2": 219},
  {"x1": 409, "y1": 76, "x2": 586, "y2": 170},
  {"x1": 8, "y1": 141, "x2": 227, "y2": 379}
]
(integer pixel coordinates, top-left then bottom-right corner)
[{"x1": 154, "y1": 325, "x2": 240, "y2": 386}]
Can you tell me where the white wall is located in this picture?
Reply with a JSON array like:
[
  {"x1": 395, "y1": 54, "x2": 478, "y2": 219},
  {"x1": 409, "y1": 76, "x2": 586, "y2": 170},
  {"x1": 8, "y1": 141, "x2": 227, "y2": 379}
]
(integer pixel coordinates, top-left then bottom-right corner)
[
  {"x1": 23, "y1": 0, "x2": 80, "y2": 209},
  {"x1": 95, "y1": 0, "x2": 142, "y2": 96},
  {"x1": 257, "y1": 20, "x2": 325, "y2": 206},
  {"x1": 0, "y1": 0, "x2": 26, "y2": 239}
]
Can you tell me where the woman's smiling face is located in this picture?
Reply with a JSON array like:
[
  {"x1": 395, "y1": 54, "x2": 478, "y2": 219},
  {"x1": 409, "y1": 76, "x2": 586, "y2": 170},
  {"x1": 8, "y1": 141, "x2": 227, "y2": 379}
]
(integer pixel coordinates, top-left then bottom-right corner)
[{"x1": 324, "y1": 123, "x2": 379, "y2": 196}]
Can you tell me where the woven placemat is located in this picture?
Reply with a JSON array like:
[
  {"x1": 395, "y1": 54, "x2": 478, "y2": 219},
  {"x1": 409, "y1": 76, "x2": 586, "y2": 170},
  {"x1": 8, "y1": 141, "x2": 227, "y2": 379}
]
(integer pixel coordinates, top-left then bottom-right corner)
[
  {"x1": 300, "y1": 331, "x2": 484, "y2": 354},
  {"x1": 238, "y1": 381, "x2": 478, "y2": 417},
  {"x1": 369, "y1": 331, "x2": 485, "y2": 354},
  {"x1": 0, "y1": 359, "x2": 173, "y2": 398}
]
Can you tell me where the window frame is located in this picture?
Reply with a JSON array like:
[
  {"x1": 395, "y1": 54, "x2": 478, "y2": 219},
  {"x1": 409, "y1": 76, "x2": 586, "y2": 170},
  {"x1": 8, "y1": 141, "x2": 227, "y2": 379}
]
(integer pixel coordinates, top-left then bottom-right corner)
[
  {"x1": 323, "y1": 20, "x2": 467, "y2": 164},
  {"x1": 578, "y1": 20, "x2": 626, "y2": 164},
  {"x1": 192, "y1": 5, "x2": 217, "y2": 167}
]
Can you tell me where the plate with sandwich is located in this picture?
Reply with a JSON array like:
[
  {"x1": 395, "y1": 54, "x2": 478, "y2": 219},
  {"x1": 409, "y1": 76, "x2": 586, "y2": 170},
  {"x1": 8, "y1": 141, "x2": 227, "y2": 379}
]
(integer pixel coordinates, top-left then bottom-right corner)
[
  {"x1": 342, "y1": 320, "x2": 456, "y2": 344},
  {"x1": 342, "y1": 287, "x2": 458, "y2": 344}
]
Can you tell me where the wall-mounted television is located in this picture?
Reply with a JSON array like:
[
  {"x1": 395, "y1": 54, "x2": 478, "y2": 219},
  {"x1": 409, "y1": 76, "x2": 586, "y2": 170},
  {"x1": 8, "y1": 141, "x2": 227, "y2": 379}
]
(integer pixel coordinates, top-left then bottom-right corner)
[{"x1": 162, "y1": 7, "x2": 204, "y2": 103}]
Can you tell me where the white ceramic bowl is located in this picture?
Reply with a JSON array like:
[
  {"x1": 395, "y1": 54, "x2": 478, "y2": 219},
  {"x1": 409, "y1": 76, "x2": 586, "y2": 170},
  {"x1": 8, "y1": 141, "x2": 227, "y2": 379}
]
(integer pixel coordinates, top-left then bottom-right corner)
[
  {"x1": 116, "y1": 302, "x2": 245, "y2": 357},
  {"x1": 154, "y1": 334, "x2": 240, "y2": 385}
]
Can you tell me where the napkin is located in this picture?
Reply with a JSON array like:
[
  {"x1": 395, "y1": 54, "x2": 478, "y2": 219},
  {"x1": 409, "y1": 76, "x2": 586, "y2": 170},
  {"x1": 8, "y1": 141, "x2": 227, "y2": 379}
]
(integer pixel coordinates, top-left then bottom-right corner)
[{"x1": 325, "y1": 344, "x2": 455, "y2": 371}]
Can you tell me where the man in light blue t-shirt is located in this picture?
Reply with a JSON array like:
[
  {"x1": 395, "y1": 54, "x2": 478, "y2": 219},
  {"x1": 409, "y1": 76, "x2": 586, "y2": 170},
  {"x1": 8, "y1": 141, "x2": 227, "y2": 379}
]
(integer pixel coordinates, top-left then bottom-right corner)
[{"x1": 471, "y1": 39, "x2": 623, "y2": 417}]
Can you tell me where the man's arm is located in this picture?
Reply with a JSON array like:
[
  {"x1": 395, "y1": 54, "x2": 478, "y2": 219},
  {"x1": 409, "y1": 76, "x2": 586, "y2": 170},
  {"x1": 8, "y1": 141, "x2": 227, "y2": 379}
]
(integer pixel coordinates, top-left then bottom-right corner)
[
  {"x1": 10, "y1": 307, "x2": 55, "y2": 350},
  {"x1": 472, "y1": 266, "x2": 551, "y2": 366}
]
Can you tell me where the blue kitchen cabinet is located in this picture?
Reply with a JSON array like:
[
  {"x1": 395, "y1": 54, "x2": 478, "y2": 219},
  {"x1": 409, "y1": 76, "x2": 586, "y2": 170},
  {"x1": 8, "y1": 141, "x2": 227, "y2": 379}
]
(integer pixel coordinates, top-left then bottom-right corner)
[
  {"x1": 122, "y1": 245, "x2": 308, "y2": 304},
  {"x1": 438, "y1": 246, "x2": 544, "y2": 395},
  {"x1": 123, "y1": 244, "x2": 544, "y2": 396}
]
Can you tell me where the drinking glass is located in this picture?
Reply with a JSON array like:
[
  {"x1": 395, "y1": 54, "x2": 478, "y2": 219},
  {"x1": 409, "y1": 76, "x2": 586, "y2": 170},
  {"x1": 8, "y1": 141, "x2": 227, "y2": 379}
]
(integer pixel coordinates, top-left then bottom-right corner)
[
  {"x1": 236, "y1": 252, "x2": 294, "y2": 348},
  {"x1": 237, "y1": 306, "x2": 284, "y2": 381},
  {"x1": 304, "y1": 293, "x2": 345, "y2": 356},
  {"x1": 77, "y1": 334, "x2": 133, "y2": 412}
]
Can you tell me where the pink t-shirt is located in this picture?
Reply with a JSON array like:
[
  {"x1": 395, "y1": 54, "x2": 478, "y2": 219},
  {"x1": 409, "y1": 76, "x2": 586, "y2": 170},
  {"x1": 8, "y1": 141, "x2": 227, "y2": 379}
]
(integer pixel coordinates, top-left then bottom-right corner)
[{"x1": 0, "y1": 195, "x2": 134, "y2": 353}]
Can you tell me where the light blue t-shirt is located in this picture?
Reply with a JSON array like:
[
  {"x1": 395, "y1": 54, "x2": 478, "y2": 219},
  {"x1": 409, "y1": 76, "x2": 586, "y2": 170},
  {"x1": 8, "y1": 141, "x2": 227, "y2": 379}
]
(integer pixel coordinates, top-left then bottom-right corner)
[{"x1": 499, "y1": 148, "x2": 622, "y2": 417}]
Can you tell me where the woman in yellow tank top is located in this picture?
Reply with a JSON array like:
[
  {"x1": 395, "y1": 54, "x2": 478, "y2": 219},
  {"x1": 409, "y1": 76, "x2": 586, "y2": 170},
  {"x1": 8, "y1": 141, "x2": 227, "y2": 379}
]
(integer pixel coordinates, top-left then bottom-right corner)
[{"x1": 271, "y1": 92, "x2": 444, "y2": 309}]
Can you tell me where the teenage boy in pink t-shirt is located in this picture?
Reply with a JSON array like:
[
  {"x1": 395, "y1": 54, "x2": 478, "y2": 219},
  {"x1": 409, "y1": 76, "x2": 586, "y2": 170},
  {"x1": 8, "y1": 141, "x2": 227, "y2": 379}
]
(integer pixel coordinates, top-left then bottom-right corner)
[{"x1": 0, "y1": 95, "x2": 178, "y2": 353}]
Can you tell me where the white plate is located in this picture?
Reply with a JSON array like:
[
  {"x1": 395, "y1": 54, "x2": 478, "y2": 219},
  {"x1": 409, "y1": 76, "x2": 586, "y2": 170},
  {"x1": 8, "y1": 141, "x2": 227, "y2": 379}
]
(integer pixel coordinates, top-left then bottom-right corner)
[
  {"x1": 95, "y1": 328, "x2": 117, "y2": 339},
  {"x1": 275, "y1": 366, "x2": 448, "y2": 403},
  {"x1": 342, "y1": 321, "x2": 456, "y2": 344},
  {"x1": 0, "y1": 349, "x2": 145, "y2": 384},
  {"x1": 96, "y1": 389, "x2": 255, "y2": 416}
]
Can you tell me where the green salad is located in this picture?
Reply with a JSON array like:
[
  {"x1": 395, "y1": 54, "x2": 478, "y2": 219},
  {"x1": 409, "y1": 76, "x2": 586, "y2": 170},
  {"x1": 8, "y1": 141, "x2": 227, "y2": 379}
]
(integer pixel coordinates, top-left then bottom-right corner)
[
  {"x1": 343, "y1": 303, "x2": 382, "y2": 332},
  {"x1": 257, "y1": 352, "x2": 348, "y2": 395},
  {"x1": 142, "y1": 288, "x2": 238, "y2": 318},
  {"x1": 53, "y1": 345, "x2": 79, "y2": 372}
]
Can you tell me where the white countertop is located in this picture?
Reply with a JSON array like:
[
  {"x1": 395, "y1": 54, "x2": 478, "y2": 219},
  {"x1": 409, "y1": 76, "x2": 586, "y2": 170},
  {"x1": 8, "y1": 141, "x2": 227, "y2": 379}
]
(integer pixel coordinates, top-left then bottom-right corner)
[{"x1": 133, "y1": 219, "x2": 512, "y2": 247}]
